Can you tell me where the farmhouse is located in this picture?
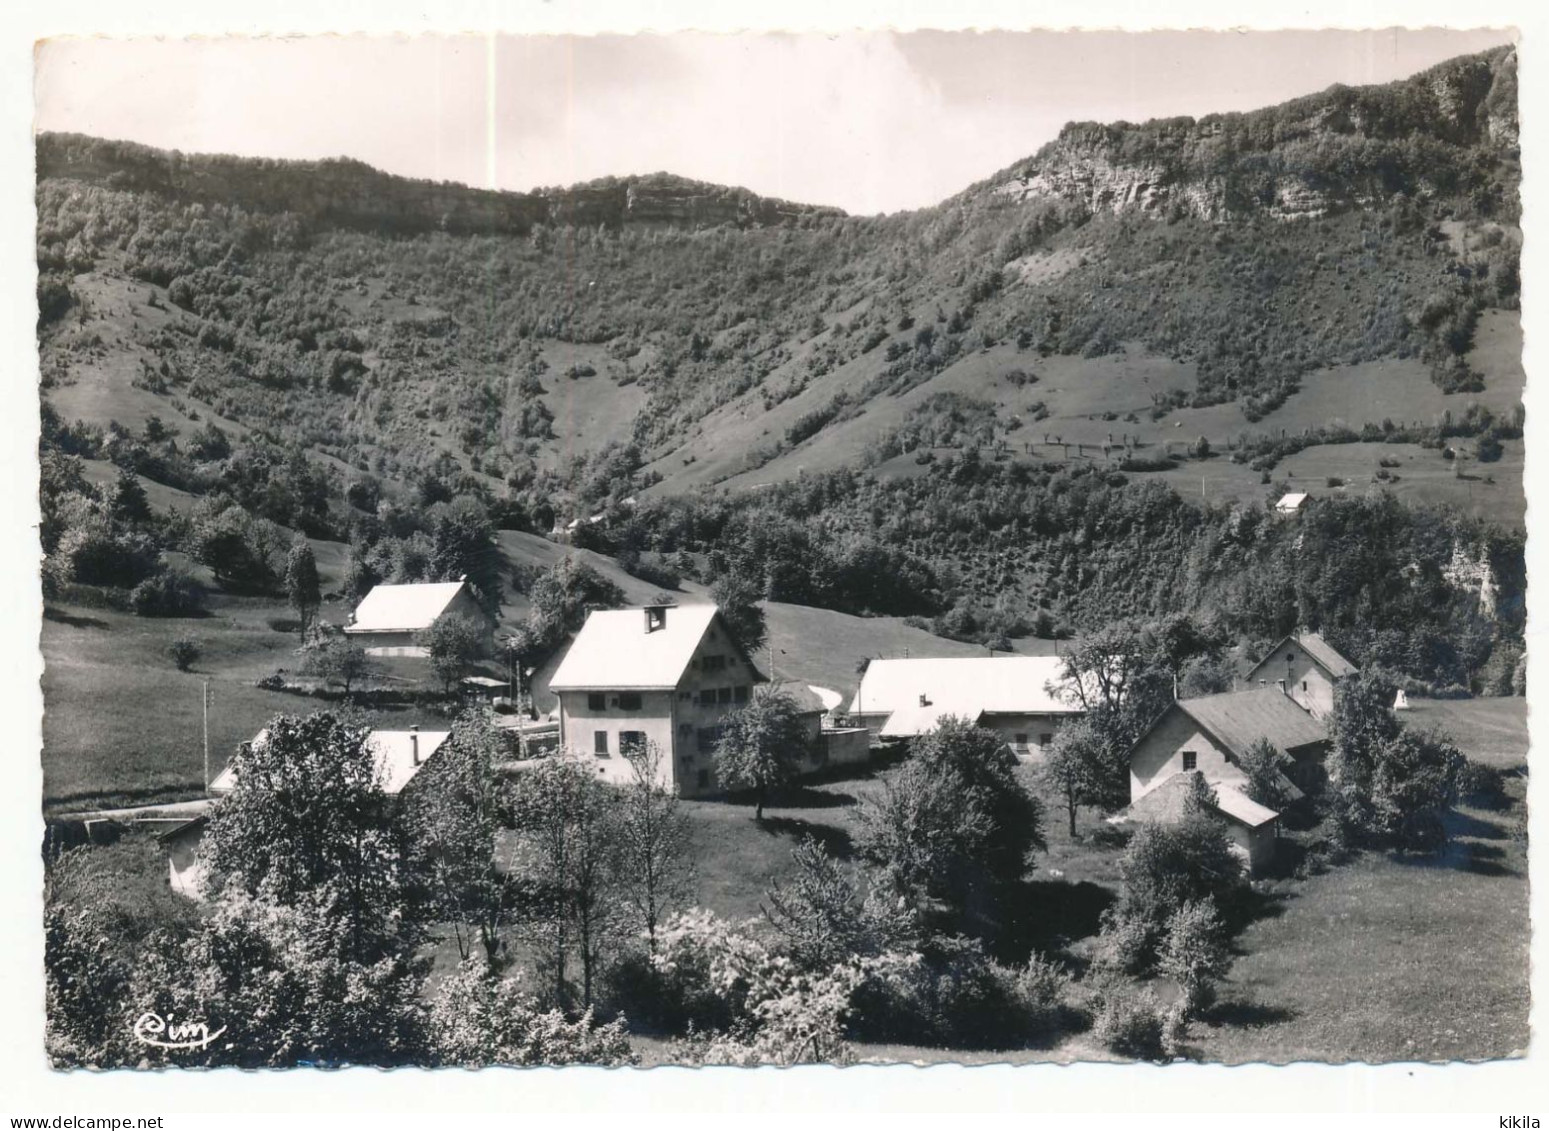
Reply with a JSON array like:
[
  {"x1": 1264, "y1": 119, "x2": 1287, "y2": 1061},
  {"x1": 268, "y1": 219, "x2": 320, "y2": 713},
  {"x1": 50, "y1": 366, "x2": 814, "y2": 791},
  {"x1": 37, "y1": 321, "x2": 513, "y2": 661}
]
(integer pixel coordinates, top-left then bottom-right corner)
[
  {"x1": 846, "y1": 655, "x2": 1083, "y2": 756},
  {"x1": 165, "y1": 726, "x2": 451, "y2": 898},
  {"x1": 344, "y1": 579, "x2": 494, "y2": 657},
  {"x1": 1121, "y1": 686, "x2": 1330, "y2": 874},
  {"x1": 548, "y1": 603, "x2": 768, "y2": 797},
  {"x1": 1244, "y1": 631, "x2": 1358, "y2": 719}
]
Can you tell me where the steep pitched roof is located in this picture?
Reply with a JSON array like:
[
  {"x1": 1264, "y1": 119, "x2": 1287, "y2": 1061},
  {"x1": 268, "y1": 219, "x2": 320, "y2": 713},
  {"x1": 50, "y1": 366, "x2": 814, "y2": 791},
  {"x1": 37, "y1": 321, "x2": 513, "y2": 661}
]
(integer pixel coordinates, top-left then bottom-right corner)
[
  {"x1": 346, "y1": 581, "x2": 473, "y2": 634},
  {"x1": 1248, "y1": 632, "x2": 1358, "y2": 681},
  {"x1": 1174, "y1": 687, "x2": 1329, "y2": 757},
  {"x1": 1293, "y1": 632, "x2": 1359, "y2": 678},
  {"x1": 849, "y1": 655, "x2": 1081, "y2": 737},
  {"x1": 209, "y1": 729, "x2": 450, "y2": 796},
  {"x1": 549, "y1": 604, "x2": 750, "y2": 691}
]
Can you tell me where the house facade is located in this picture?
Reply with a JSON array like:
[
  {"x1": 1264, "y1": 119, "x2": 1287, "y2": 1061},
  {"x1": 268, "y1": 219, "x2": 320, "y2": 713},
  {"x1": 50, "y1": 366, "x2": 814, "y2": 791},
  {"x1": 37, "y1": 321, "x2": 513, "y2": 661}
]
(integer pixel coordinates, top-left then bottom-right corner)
[
  {"x1": 548, "y1": 603, "x2": 767, "y2": 797},
  {"x1": 846, "y1": 655, "x2": 1083, "y2": 756},
  {"x1": 1244, "y1": 632, "x2": 1358, "y2": 719},
  {"x1": 1123, "y1": 686, "x2": 1330, "y2": 875},
  {"x1": 344, "y1": 580, "x2": 494, "y2": 657}
]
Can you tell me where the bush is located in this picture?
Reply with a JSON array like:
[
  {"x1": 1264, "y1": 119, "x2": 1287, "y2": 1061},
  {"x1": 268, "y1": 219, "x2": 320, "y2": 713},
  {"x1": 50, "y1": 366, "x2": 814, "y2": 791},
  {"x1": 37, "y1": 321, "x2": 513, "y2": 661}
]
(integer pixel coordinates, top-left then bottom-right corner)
[
  {"x1": 1089, "y1": 977, "x2": 1169, "y2": 1060},
  {"x1": 169, "y1": 636, "x2": 200, "y2": 671},
  {"x1": 847, "y1": 937, "x2": 1070, "y2": 1049},
  {"x1": 129, "y1": 567, "x2": 204, "y2": 617},
  {"x1": 1455, "y1": 758, "x2": 1509, "y2": 810}
]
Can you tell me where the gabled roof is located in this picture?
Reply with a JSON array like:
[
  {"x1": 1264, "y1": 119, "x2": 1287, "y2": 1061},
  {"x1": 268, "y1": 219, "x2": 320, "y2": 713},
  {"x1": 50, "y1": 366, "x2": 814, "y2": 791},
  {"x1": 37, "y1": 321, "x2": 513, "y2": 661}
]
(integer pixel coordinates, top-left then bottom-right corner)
[
  {"x1": 346, "y1": 581, "x2": 474, "y2": 634},
  {"x1": 1172, "y1": 687, "x2": 1329, "y2": 757},
  {"x1": 1276, "y1": 492, "x2": 1308, "y2": 510},
  {"x1": 1114, "y1": 773, "x2": 1281, "y2": 830},
  {"x1": 849, "y1": 655, "x2": 1081, "y2": 737},
  {"x1": 1248, "y1": 632, "x2": 1358, "y2": 680},
  {"x1": 549, "y1": 604, "x2": 756, "y2": 691},
  {"x1": 209, "y1": 729, "x2": 451, "y2": 796}
]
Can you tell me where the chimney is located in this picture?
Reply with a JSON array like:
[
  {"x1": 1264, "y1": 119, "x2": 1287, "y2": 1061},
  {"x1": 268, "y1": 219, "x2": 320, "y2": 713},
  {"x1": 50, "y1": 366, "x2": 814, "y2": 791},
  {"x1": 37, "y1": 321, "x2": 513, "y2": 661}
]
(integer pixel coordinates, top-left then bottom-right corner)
[
  {"x1": 918, "y1": 693, "x2": 930, "y2": 708},
  {"x1": 410, "y1": 724, "x2": 420, "y2": 765}
]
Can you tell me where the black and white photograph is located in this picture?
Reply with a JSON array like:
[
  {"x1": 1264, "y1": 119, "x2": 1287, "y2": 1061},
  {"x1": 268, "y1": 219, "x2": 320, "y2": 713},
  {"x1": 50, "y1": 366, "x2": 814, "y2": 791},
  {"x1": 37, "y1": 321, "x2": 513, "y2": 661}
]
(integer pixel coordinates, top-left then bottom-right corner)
[{"x1": 7, "y1": 3, "x2": 1544, "y2": 1109}]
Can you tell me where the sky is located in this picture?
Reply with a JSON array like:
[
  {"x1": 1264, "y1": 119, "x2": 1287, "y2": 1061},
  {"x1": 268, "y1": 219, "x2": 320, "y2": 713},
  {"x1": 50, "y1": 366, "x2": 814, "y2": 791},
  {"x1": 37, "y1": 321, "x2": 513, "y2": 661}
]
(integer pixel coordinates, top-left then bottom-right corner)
[{"x1": 33, "y1": 27, "x2": 1519, "y2": 216}]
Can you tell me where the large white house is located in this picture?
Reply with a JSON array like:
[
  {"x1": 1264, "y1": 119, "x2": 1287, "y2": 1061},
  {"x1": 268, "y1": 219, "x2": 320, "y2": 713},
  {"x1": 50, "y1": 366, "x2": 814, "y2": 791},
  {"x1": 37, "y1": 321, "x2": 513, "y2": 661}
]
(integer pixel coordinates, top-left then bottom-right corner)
[
  {"x1": 845, "y1": 654, "x2": 1084, "y2": 756},
  {"x1": 548, "y1": 603, "x2": 767, "y2": 796},
  {"x1": 344, "y1": 579, "x2": 494, "y2": 657},
  {"x1": 1244, "y1": 632, "x2": 1358, "y2": 719}
]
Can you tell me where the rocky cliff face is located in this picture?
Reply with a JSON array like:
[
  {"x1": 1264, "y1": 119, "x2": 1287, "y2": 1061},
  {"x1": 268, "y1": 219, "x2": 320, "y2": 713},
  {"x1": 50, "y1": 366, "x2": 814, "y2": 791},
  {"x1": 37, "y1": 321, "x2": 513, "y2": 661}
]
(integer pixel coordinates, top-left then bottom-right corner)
[{"x1": 985, "y1": 45, "x2": 1517, "y2": 223}]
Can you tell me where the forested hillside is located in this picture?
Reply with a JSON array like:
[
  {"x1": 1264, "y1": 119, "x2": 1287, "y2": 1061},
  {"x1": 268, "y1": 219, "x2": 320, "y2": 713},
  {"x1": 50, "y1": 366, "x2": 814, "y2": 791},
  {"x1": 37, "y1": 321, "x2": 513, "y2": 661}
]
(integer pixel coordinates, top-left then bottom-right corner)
[{"x1": 35, "y1": 45, "x2": 1525, "y2": 691}]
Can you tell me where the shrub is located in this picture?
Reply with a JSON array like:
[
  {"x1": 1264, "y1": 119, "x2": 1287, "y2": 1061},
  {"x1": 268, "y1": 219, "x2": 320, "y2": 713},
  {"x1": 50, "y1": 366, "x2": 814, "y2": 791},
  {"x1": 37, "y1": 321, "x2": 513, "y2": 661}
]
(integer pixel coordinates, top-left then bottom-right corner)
[
  {"x1": 169, "y1": 636, "x2": 200, "y2": 671},
  {"x1": 129, "y1": 567, "x2": 204, "y2": 617},
  {"x1": 1089, "y1": 977, "x2": 1169, "y2": 1060},
  {"x1": 1157, "y1": 900, "x2": 1231, "y2": 1018},
  {"x1": 1455, "y1": 758, "x2": 1509, "y2": 810}
]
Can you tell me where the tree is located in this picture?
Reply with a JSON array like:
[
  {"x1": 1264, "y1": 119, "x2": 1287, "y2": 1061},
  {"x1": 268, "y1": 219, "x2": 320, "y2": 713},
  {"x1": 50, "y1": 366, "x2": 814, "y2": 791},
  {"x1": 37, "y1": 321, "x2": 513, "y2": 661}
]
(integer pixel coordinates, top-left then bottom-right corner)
[
  {"x1": 614, "y1": 741, "x2": 693, "y2": 954},
  {"x1": 401, "y1": 709, "x2": 517, "y2": 964},
  {"x1": 509, "y1": 556, "x2": 624, "y2": 660},
  {"x1": 1238, "y1": 737, "x2": 1298, "y2": 809},
  {"x1": 855, "y1": 716, "x2": 1043, "y2": 924},
  {"x1": 1369, "y1": 727, "x2": 1465, "y2": 854},
  {"x1": 285, "y1": 538, "x2": 322, "y2": 638},
  {"x1": 416, "y1": 612, "x2": 483, "y2": 694},
  {"x1": 762, "y1": 836, "x2": 919, "y2": 971},
  {"x1": 428, "y1": 496, "x2": 503, "y2": 620},
  {"x1": 187, "y1": 498, "x2": 286, "y2": 592},
  {"x1": 1159, "y1": 900, "x2": 1231, "y2": 1018},
  {"x1": 711, "y1": 572, "x2": 768, "y2": 657},
  {"x1": 508, "y1": 758, "x2": 624, "y2": 1009},
  {"x1": 300, "y1": 635, "x2": 377, "y2": 694},
  {"x1": 108, "y1": 467, "x2": 151, "y2": 525},
  {"x1": 199, "y1": 712, "x2": 412, "y2": 963},
  {"x1": 714, "y1": 687, "x2": 811, "y2": 820},
  {"x1": 1041, "y1": 717, "x2": 1127, "y2": 837}
]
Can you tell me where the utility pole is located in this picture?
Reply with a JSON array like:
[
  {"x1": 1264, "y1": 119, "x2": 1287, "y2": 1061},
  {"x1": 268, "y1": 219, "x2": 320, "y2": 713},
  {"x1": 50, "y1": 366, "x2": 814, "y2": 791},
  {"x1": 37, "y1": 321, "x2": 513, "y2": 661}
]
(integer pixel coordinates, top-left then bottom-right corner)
[{"x1": 202, "y1": 680, "x2": 210, "y2": 794}]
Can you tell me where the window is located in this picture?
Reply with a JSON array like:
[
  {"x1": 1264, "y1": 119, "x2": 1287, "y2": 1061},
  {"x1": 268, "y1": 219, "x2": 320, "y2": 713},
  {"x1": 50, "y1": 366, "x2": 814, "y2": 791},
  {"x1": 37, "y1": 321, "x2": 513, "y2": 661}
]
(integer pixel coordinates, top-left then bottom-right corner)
[
  {"x1": 1182, "y1": 751, "x2": 1197, "y2": 771},
  {"x1": 587, "y1": 692, "x2": 606, "y2": 711},
  {"x1": 618, "y1": 692, "x2": 643, "y2": 711},
  {"x1": 734, "y1": 685, "x2": 751, "y2": 704},
  {"x1": 1286, "y1": 653, "x2": 1295, "y2": 663},
  {"x1": 678, "y1": 723, "x2": 693, "y2": 740},
  {"x1": 717, "y1": 687, "x2": 733, "y2": 705},
  {"x1": 621, "y1": 731, "x2": 646, "y2": 756},
  {"x1": 1014, "y1": 733, "x2": 1029, "y2": 747},
  {"x1": 697, "y1": 769, "x2": 710, "y2": 789},
  {"x1": 698, "y1": 689, "x2": 716, "y2": 706},
  {"x1": 702, "y1": 655, "x2": 727, "y2": 673},
  {"x1": 1302, "y1": 680, "x2": 1308, "y2": 691},
  {"x1": 594, "y1": 731, "x2": 609, "y2": 756},
  {"x1": 697, "y1": 726, "x2": 723, "y2": 751},
  {"x1": 1039, "y1": 733, "x2": 1053, "y2": 749}
]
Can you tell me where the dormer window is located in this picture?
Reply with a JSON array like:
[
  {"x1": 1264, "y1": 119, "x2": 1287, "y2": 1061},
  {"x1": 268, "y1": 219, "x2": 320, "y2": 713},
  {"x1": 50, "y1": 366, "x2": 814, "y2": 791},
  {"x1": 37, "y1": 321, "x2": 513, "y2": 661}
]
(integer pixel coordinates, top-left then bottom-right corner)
[{"x1": 645, "y1": 605, "x2": 670, "y2": 634}]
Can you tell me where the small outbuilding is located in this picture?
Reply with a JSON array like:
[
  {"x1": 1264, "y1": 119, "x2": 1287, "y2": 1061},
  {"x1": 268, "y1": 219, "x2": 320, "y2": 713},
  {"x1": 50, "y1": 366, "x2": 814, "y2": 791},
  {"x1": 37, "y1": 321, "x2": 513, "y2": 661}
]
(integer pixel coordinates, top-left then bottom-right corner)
[{"x1": 1275, "y1": 491, "x2": 1309, "y2": 515}]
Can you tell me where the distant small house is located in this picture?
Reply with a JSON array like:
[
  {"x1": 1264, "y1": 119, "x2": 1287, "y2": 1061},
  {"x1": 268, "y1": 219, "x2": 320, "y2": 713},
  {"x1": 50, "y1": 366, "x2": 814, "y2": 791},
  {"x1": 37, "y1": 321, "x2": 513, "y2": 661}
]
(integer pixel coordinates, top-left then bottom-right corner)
[
  {"x1": 344, "y1": 580, "x2": 493, "y2": 657},
  {"x1": 1275, "y1": 492, "x2": 1309, "y2": 515},
  {"x1": 548, "y1": 603, "x2": 767, "y2": 797},
  {"x1": 1120, "y1": 687, "x2": 1330, "y2": 874},
  {"x1": 1244, "y1": 631, "x2": 1358, "y2": 719},
  {"x1": 159, "y1": 814, "x2": 212, "y2": 900},
  {"x1": 846, "y1": 655, "x2": 1083, "y2": 757}
]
